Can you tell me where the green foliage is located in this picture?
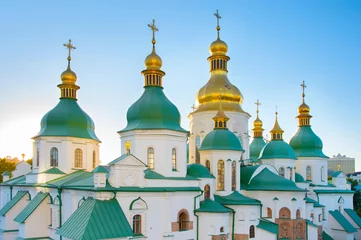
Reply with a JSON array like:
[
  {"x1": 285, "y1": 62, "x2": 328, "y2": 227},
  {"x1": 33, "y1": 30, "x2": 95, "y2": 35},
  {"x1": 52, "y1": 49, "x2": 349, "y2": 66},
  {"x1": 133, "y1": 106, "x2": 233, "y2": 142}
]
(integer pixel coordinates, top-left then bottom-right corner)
[
  {"x1": 348, "y1": 177, "x2": 361, "y2": 217},
  {"x1": 0, "y1": 158, "x2": 16, "y2": 183}
]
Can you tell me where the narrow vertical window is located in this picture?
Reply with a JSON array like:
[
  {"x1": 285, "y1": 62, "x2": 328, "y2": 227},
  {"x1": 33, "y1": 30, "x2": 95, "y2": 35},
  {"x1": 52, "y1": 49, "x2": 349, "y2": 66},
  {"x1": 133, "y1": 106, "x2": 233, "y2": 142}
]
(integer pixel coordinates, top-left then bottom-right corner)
[
  {"x1": 74, "y1": 148, "x2": 83, "y2": 168},
  {"x1": 267, "y1": 208, "x2": 272, "y2": 218},
  {"x1": 36, "y1": 148, "x2": 40, "y2": 167},
  {"x1": 306, "y1": 166, "x2": 312, "y2": 180},
  {"x1": 217, "y1": 160, "x2": 225, "y2": 191},
  {"x1": 172, "y1": 148, "x2": 177, "y2": 171},
  {"x1": 179, "y1": 212, "x2": 188, "y2": 231},
  {"x1": 195, "y1": 135, "x2": 201, "y2": 149},
  {"x1": 50, "y1": 147, "x2": 58, "y2": 167},
  {"x1": 279, "y1": 167, "x2": 285, "y2": 177},
  {"x1": 147, "y1": 148, "x2": 154, "y2": 170},
  {"x1": 321, "y1": 166, "x2": 324, "y2": 181},
  {"x1": 92, "y1": 150, "x2": 96, "y2": 169},
  {"x1": 232, "y1": 161, "x2": 236, "y2": 191},
  {"x1": 205, "y1": 160, "x2": 210, "y2": 171},
  {"x1": 133, "y1": 215, "x2": 142, "y2": 234},
  {"x1": 204, "y1": 185, "x2": 211, "y2": 199},
  {"x1": 290, "y1": 167, "x2": 293, "y2": 180},
  {"x1": 249, "y1": 225, "x2": 255, "y2": 238}
]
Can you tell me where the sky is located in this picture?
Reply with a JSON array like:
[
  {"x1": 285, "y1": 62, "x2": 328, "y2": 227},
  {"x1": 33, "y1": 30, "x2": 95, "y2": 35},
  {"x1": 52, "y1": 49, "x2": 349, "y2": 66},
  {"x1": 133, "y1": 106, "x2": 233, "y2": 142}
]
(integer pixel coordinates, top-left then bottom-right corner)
[{"x1": 0, "y1": 1, "x2": 360, "y2": 170}]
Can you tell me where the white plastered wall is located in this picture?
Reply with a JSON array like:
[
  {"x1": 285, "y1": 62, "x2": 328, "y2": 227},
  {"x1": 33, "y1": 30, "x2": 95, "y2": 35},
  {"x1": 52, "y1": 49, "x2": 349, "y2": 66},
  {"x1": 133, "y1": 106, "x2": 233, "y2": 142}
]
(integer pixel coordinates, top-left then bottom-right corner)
[{"x1": 296, "y1": 157, "x2": 328, "y2": 185}]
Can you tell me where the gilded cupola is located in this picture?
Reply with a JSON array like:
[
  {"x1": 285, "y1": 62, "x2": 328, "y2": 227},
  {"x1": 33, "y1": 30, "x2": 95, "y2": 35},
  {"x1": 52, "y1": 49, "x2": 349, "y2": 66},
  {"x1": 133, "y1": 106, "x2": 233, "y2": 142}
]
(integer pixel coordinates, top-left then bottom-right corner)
[
  {"x1": 195, "y1": 10, "x2": 245, "y2": 113},
  {"x1": 296, "y1": 81, "x2": 312, "y2": 126},
  {"x1": 270, "y1": 111, "x2": 284, "y2": 140},
  {"x1": 252, "y1": 99, "x2": 264, "y2": 138},
  {"x1": 58, "y1": 39, "x2": 80, "y2": 99},
  {"x1": 250, "y1": 100, "x2": 266, "y2": 162}
]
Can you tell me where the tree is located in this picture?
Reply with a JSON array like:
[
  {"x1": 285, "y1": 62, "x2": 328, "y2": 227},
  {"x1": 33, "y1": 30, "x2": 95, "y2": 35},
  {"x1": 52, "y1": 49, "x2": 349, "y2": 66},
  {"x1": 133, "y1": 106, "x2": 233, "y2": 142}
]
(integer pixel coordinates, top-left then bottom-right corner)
[
  {"x1": 0, "y1": 158, "x2": 16, "y2": 183},
  {"x1": 348, "y1": 178, "x2": 361, "y2": 217}
]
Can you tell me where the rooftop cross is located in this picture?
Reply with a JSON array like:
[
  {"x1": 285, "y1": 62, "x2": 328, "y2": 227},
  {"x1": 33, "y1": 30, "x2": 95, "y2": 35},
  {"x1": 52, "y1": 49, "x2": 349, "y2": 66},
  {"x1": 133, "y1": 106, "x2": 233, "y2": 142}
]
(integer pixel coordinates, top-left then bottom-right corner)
[
  {"x1": 301, "y1": 80, "x2": 307, "y2": 103},
  {"x1": 191, "y1": 104, "x2": 196, "y2": 112},
  {"x1": 255, "y1": 99, "x2": 261, "y2": 115},
  {"x1": 63, "y1": 39, "x2": 76, "y2": 64},
  {"x1": 148, "y1": 19, "x2": 159, "y2": 48},
  {"x1": 214, "y1": 9, "x2": 221, "y2": 38}
]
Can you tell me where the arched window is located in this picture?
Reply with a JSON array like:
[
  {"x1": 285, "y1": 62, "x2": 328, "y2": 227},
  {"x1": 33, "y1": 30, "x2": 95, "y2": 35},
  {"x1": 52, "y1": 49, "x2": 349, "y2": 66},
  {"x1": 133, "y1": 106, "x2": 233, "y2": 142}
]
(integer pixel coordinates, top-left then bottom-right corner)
[
  {"x1": 133, "y1": 214, "x2": 142, "y2": 234},
  {"x1": 249, "y1": 225, "x2": 255, "y2": 238},
  {"x1": 50, "y1": 147, "x2": 58, "y2": 167},
  {"x1": 195, "y1": 135, "x2": 201, "y2": 149},
  {"x1": 178, "y1": 211, "x2": 189, "y2": 231},
  {"x1": 306, "y1": 166, "x2": 312, "y2": 180},
  {"x1": 267, "y1": 208, "x2": 272, "y2": 218},
  {"x1": 172, "y1": 148, "x2": 177, "y2": 170},
  {"x1": 36, "y1": 148, "x2": 40, "y2": 167},
  {"x1": 279, "y1": 207, "x2": 291, "y2": 219},
  {"x1": 205, "y1": 160, "x2": 210, "y2": 171},
  {"x1": 217, "y1": 160, "x2": 225, "y2": 191},
  {"x1": 74, "y1": 148, "x2": 83, "y2": 168},
  {"x1": 92, "y1": 151, "x2": 96, "y2": 169},
  {"x1": 310, "y1": 212, "x2": 314, "y2": 221},
  {"x1": 220, "y1": 227, "x2": 224, "y2": 233},
  {"x1": 290, "y1": 167, "x2": 293, "y2": 180},
  {"x1": 232, "y1": 161, "x2": 236, "y2": 191},
  {"x1": 321, "y1": 166, "x2": 324, "y2": 181},
  {"x1": 147, "y1": 148, "x2": 154, "y2": 170},
  {"x1": 296, "y1": 209, "x2": 301, "y2": 219},
  {"x1": 279, "y1": 167, "x2": 285, "y2": 177},
  {"x1": 204, "y1": 185, "x2": 211, "y2": 199}
]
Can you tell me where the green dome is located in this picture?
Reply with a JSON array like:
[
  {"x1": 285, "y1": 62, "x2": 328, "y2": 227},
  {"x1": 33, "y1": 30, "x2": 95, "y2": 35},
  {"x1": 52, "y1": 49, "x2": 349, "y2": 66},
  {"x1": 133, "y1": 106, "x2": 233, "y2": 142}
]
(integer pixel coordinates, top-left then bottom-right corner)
[
  {"x1": 250, "y1": 137, "x2": 266, "y2": 162},
  {"x1": 199, "y1": 129, "x2": 244, "y2": 151},
  {"x1": 295, "y1": 172, "x2": 306, "y2": 182},
  {"x1": 34, "y1": 98, "x2": 100, "y2": 141},
  {"x1": 289, "y1": 126, "x2": 328, "y2": 158},
  {"x1": 260, "y1": 140, "x2": 297, "y2": 160},
  {"x1": 119, "y1": 86, "x2": 187, "y2": 133},
  {"x1": 187, "y1": 164, "x2": 214, "y2": 179}
]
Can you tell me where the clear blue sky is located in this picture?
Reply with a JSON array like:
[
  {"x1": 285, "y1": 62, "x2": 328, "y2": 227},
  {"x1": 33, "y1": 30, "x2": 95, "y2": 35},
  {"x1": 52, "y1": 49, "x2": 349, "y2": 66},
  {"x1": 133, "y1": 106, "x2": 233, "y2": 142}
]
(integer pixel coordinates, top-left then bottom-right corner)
[{"x1": 0, "y1": 1, "x2": 360, "y2": 170}]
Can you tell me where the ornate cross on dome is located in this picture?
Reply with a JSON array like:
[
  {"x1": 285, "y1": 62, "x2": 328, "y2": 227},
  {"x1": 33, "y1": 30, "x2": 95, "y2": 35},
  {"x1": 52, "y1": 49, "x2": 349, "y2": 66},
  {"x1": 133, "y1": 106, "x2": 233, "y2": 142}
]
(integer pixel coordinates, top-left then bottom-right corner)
[
  {"x1": 255, "y1": 99, "x2": 261, "y2": 114},
  {"x1": 214, "y1": 10, "x2": 221, "y2": 37},
  {"x1": 301, "y1": 80, "x2": 307, "y2": 102},
  {"x1": 191, "y1": 104, "x2": 196, "y2": 112},
  {"x1": 63, "y1": 39, "x2": 76, "y2": 63},
  {"x1": 148, "y1": 19, "x2": 159, "y2": 47}
]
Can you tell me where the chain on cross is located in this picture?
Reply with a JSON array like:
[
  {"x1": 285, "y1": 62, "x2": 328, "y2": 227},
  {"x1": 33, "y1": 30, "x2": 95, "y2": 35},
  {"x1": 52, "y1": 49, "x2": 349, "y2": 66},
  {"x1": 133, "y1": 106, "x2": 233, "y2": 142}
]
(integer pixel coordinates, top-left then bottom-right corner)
[
  {"x1": 148, "y1": 19, "x2": 159, "y2": 46},
  {"x1": 63, "y1": 39, "x2": 76, "y2": 62}
]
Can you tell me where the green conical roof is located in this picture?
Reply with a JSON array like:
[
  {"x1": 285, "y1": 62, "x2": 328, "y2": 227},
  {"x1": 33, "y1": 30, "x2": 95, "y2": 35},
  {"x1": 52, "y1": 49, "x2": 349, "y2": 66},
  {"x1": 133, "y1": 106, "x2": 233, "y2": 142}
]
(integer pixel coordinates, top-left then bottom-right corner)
[
  {"x1": 119, "y1": 86, "x2": 187, "y2": 133},
  {"x1": 250, "y1": 137, "x2": 266, "y2": 162},
  {"x1": 289, "y1": 126, "x2": 328, "y2": 158},
  {"x1": 34, "y1": 98, "x2": 100, "y2": 141},
  {"x1": 259, "y1": 140, "x2": 297, "y2": 160},
  {"x1": 199, "y1": 129, "x2": 244, "y2": 151}
]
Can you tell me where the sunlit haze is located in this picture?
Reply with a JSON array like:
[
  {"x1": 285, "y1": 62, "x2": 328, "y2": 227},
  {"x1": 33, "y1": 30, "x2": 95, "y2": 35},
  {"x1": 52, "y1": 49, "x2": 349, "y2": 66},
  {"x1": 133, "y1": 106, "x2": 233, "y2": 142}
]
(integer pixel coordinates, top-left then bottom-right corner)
[{"x1": 0, "y1": 1, "x2": 360, "y2": 169}]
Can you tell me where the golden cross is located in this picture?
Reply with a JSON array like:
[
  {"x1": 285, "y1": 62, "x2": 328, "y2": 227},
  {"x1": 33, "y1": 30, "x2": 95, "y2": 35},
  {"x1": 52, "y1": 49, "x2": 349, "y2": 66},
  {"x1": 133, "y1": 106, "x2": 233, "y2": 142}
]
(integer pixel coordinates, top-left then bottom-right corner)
[
  {"x1": 148, "y1": 19, "x2": 159, "y2": 46},
  {"x1": 63, "y1": 39, "x2": 76, "y2": 62},
  {"x1": 301, "y1": 80, "x2": 307, "y2": 102},
  {"x1": 255, "y1": 99, "x2": 261, "y2": 114},
  {"x1": 191, "y1": 104, "x2": 196, "y2": 111},
  {"x1": 214, "y1": 9, "x2": 221, "y2": 29}
]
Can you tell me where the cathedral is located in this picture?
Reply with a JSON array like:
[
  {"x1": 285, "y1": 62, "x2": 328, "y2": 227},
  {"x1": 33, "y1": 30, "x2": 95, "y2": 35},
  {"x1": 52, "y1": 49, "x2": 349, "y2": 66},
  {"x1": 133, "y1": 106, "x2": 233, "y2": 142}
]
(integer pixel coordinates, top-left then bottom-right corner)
[{"x1": 0, "y1": 11, "x2": 359, "y2": 240}]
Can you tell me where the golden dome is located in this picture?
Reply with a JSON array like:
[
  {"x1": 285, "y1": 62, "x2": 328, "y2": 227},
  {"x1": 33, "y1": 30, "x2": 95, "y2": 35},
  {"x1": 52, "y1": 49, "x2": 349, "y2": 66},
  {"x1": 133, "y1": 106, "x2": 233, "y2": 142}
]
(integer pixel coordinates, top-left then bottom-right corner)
[
  {"x1": 298, "y1": 102, "x2": 310, "y2": 114},
  {"x1": 210, "y1": 38, "x2": 228, "y2": 55},
  {"x1": 254, "y1": 117, "x2": 263, "y2": 127},
  {"x1": 144, "y1": 48, "x2": 162, "y2": 70},
  {"x1": 61, "y1": 66, "x2": 77, "y2": 84}
]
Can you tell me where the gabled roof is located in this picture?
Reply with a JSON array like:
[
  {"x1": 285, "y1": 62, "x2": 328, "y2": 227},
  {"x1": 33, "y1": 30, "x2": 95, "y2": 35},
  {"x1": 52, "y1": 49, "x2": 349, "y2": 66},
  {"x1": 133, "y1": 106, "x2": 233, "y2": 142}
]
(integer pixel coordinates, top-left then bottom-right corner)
[
  {"x1": 214, "y1": 191, "x2": 261, "y2": 206},
  {"x1": 0, "y1": 175, "x2": 26, "y2": 185},
  {"x1": 42, "y1": 167, "x2": 65, "y2": 175},
  {"x1": 332, "y1": 171, "x2": 346, "y2": 178},
  {"x1": 0, "y1": 191, "x2": 28, "y2": 216},
  {"x1": 344, "y1": 208, "x2": 361, "y2": 228},
  {"x1": 92, "y1": 165, "x2": 109, "y2": 173},
  {"x1": 57, "y1": 198, "x2": 133, "y2": 240},
  {"x1": 108, "y1": 154, "x2": 147, "y2": 166},
  {"x1": 329, "y1": 210, "x2": 357, "y2": 233},
  {"x1": 257, "y1": 218, "x2": 278, "y2": 234},
  {"x1": 195, "y1": 199, "x2": 232, "y2": 213},
  {"x1": 14, "y1": 192, "x2": 50, "y2": 223},
  {"x1": 45, "y1": 170, "x2": 92, "y2": 187},
  {"x1": 2, "y1": 171, "x2": 10, "y2": 176}
]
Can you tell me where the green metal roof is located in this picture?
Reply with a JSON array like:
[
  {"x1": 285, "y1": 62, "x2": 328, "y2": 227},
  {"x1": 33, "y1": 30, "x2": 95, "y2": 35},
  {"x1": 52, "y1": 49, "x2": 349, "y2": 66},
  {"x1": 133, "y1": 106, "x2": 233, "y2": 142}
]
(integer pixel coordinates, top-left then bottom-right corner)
[
  {"x1": 257, "y1": 218, "x2": 278, "y2": 234},
  {"x1": 92, "y1": 165, "x2": 109, "y2": 173},
  {"x1": 250, "y1": 137, "x2": 266, "y2": 161},
  {"x1": 108, "y1": 154, "x2": 146, "y2": 166},
  {"x1": 314, "y1": 189, "x2": 354, "y2": 194},
  {"x1": 289, "y1": 126, "x2": 328, "y2": 158},
  {"x1": 33, "y1": 98, "x2": 100, "y2": 142},
  {"x1": 295, "y1": 173, "x2": 306, "y2": 182},
  {"x1": 322, "y1": 231, "x2": 333, "y2": 240},
  {"x1": 344, "y1": 208, "x2": 361, "y2": 228},
  {"x1": 306, "y1": 219, "x2": 319, "y2": 228},
  {"x1": 240, "y1": 165, "x2": 261, "y2": 185},
  {"x1": 45, "y1": 170, "x2": 92, "y2": 187},
  {"x1": 0, "y1": 191, "x2": 28, "y2": 216},
  {"x1": 329, "y1": 210, "x2": 357, "y2": 233},
  {"x1": 214, "y1": 191, "x2": 261, "y2": 206},
  {"x1": 57, "y1": 198, "x2": 133, "y2": 240},
  {"x1": 42, "y1": 167, "x2": 65, "y2": 175},
  {"x1": 119, "y1": 86, "x2": 187, "y2": 133},
  {"x1": 199, "y1": 129, "x2": 244, "y2": 151},
  {"x1": 331, "y1": 171, "x2": 345, "y2": 178},
  {"x1": 195, "y1": 199, "x2": 232, "y2": 213},
  {"x1": 144, "y1": 169, "x2": 198, "y2": 181},
  {"x1": 14, "y1": 192, "x2": 49, "y2": 223},
  {"x1": 241, "y1": 167, "x2": 304, "y2": 192},
  {"x1": 2, "y1": 171, "x2": 10, "y2": 176},
  {"x1": 187, "y1": 164, "x2": 215, "y2": 179},
  {"x1": 0, "y1": 175, "x2": 26, "y2": 186},
  {"x1": 260, "y1": 140, "x2": 297, "y2": 160},
  {"x1": 304, "y1": 197, "x2": 325, "y2": 207}
]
